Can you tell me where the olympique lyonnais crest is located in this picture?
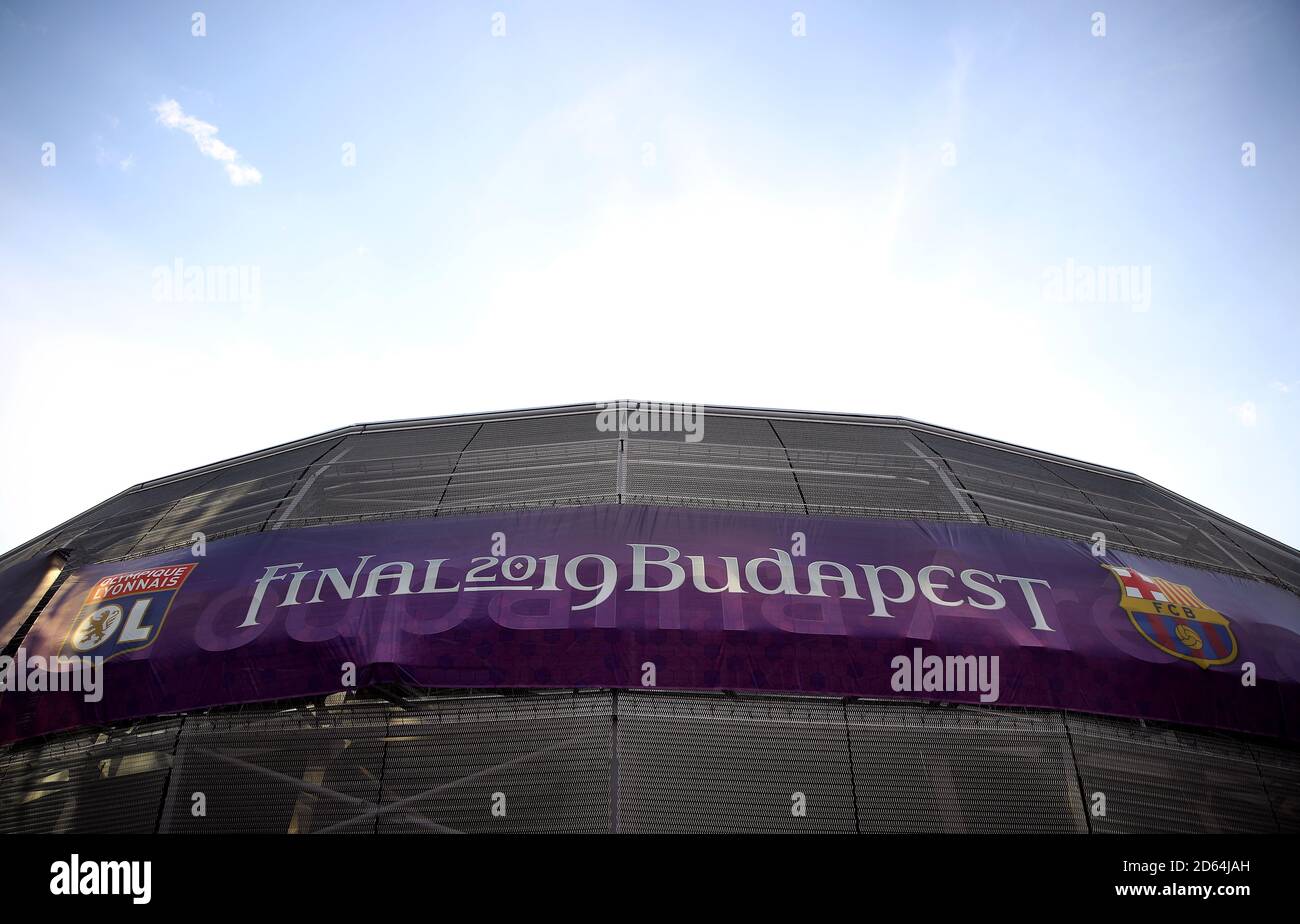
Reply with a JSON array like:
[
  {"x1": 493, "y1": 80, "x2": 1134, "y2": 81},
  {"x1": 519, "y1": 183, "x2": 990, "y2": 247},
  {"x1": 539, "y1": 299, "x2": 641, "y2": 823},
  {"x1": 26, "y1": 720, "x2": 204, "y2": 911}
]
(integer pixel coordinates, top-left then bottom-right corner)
[
  {"x1": 1103, "y1": 564, "x2": 1237, "y2": 669},
  {"x1": 59, "y1": 564, "x2": 197, "y2": 661}
]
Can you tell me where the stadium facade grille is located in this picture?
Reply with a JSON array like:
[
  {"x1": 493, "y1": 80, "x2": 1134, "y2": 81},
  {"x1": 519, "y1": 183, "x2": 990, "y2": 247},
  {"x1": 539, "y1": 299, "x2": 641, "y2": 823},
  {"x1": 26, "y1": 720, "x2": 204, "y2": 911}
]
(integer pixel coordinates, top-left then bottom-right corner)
[{"x1": 0, "y1": 401, "x2": 1297, "y2": 833}]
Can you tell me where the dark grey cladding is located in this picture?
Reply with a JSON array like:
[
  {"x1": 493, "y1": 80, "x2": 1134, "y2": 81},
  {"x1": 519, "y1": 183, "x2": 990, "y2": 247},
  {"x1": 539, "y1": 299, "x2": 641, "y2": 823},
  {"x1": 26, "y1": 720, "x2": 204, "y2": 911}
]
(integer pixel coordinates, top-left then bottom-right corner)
[
  {"x1": 4, "y1": 402, "x2": 1297, "y2": 595},
  {"x1": 1, "y1": 403, "x2": 1298, "y2": 835}
]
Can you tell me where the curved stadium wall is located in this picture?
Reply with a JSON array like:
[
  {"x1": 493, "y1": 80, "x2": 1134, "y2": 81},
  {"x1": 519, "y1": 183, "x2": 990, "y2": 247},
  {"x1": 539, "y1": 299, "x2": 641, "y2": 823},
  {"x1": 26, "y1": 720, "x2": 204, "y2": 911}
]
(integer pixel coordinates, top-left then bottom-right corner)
[{"x1": 0, "y1": 401, "x2": 1297, "y2": 834}]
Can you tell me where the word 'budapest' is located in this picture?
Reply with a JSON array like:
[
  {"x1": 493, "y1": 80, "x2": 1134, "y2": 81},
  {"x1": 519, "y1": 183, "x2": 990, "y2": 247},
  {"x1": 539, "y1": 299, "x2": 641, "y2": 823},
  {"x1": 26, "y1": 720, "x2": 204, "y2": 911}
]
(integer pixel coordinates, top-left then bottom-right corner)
[{"x1": 241, "y1": 543, "x2": 1057, "y2": 632}]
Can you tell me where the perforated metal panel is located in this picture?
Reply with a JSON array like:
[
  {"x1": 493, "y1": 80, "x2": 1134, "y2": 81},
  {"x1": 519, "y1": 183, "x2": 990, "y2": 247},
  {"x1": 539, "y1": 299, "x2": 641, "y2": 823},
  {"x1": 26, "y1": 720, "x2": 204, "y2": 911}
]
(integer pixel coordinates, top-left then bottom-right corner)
[
  {"x1": 1065, "y1": 714, "x2": 1278, "y2": 833},
  {"x1": 641, "y1": 413, "x2": 782, "y2": 447},
  {"x1": 625, "y1": 414, "x2": 804, "y2": 511},
  {"x1": 846, "y1": 701, "x2": 1087, "y2": 833},
  {"x1": 4, "y1": 404, "x2": 1295, "y2": 599},
  {"x1": 269, "y1": 424, "x2": 483, "y2": 525},
  {"x1": 467, "y1": 412, "x2": 605, "y2": 449},
  {"x1": 626, "y1": 439, "x2": 806, "y2": 510},
  {"x1": 789, "y1": 446, "x2": 975, "y2": 520},
  {"x1": 919, "y1": 434, "x2": 1129, "y2": 543},
  {"x1": 438, "y1": 440, "x2": 619, "y2": 512},
  {"x1": 2, "y1": 403, "x2": 1298, "y2": 837},
  {"x1": 160, "y1": 702, "x2": 388, "y2": 834},
  {"x1": 0, "y1": 551, "x2": 58, "y2": 651},
  {"x1": 127, "y1": 439, "x2": 347, "y2": 554},
  {"x1": 274, "y1": 451, "x2": 458, "y2": 524},
  {"x1": 346, "y1": 424, "x2": 481, "y2": 461},
  {"x1": 1039, "y1": 462, "x2": 1264, "y2": 575},
  {"x1": 1208, "y1": 518, "x2": 1300, "y2": 589},
  {"x1": 0, "y1": 694, "x2": 1297, "y2": 833},
  {"x1": 771, "y1": 419, "x2": 912, "y2": 454},
  {"x1": 0, "y1": 718, "x2": 179, "y2": 833},
  {"x1": 375, "y1": 693, "x2": 611, "y2": 833},
  {"x1": 616, "y1": 692, "x2": 857, "y2": 833},
  {"x1": 1250, "y1": 738, "x2": 1300, "y2": 832},
  {"x1": 45, "y1": 473, "x2": 221, "y2": 563}
]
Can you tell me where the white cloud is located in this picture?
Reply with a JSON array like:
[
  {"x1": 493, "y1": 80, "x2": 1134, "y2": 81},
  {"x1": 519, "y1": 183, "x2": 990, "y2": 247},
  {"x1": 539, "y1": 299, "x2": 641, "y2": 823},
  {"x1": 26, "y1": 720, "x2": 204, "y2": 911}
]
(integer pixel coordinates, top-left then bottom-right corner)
[
  {"x1": 1271, "y1": 380, "x2": 1296, "y2": 394},
  {"x1": 224, "y1": 162, "x2": 263, "y2": 186},
  {"x1": 1234, "y1": 400, "x2": 1258, "y2": 426},
  {"x1": 152, "y1": 98, "x2": 262, "y2": 186}
]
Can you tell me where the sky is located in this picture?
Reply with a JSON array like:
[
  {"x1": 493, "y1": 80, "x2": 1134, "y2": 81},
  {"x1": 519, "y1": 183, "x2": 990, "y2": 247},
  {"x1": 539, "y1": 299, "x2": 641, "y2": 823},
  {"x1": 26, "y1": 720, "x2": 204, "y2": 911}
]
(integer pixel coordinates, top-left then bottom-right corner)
[{"x1": 0, "y1": 0, "x2": 1297, "y2": 555}]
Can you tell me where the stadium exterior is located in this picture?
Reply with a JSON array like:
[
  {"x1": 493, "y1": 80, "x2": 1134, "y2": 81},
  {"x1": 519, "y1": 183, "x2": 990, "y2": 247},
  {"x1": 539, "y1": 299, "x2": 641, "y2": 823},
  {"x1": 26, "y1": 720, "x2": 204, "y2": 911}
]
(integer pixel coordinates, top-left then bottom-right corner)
[{"x1": 0, "y1": 401, "x2": 1297, "y2": 834}]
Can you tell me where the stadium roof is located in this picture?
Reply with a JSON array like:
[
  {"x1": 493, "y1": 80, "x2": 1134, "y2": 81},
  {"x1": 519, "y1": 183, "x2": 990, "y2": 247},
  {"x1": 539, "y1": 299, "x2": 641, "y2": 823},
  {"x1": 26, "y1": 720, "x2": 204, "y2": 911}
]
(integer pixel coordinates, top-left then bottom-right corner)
[{"x1": 5, "y1": 401, "x2": 1298, "y2": 593}]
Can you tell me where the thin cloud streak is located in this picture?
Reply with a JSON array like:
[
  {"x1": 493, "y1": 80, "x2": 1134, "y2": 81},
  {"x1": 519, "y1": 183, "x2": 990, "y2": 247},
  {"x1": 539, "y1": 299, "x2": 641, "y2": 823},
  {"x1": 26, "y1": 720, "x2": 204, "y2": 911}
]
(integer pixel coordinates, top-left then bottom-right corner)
[{"x1": 152, "y1": 98, "x2": 262, "y2": 186}]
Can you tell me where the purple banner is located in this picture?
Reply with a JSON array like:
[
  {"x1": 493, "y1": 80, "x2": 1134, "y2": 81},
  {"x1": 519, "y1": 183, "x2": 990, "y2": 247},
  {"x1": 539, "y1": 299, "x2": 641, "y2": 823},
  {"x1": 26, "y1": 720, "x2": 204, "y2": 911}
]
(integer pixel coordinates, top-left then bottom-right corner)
[{"x1": 3, "y1": 505, "x2": 1299, "y2": 742}]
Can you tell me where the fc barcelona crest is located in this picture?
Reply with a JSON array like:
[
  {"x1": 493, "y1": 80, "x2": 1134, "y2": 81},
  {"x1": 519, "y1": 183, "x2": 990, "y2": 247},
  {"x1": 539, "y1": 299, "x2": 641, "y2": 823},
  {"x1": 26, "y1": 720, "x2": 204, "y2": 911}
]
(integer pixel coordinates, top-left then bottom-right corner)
[{"x1": 1103, "y1": 564, "x2": 1237, "y2": 669}]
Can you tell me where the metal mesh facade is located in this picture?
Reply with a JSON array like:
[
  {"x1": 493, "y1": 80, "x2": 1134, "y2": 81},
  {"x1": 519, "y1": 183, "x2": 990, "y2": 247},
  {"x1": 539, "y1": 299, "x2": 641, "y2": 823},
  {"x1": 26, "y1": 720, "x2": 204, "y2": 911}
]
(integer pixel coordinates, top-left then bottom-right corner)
[
  {"x1": 1066, "y1": 714, "x2": 1282, "y2": 834},
  {"x1": 2, "y1": 402, "x2": 1298, "y2": 833},
  {"x1": 616, "y1": 692, "x2": 857, "y2": 833},
  {"x1": 373, "y1": 693, "x2": 611, "y2": 834},
  {"x1": 0, "y1": 691, "x2": 1296, "y2": 834},
  {"x1": 6, "y1": 403, "x2": 1293, "y2": 590},
  {"x1": 0, "y1": 718, "x2": 180, "y2": 834},
  {"x1": 847, "y1": 701, "x2": 1086, "y2": 833},
  {"x1": 158, "y1": 701, "x2": 389, "y2": 834}
]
